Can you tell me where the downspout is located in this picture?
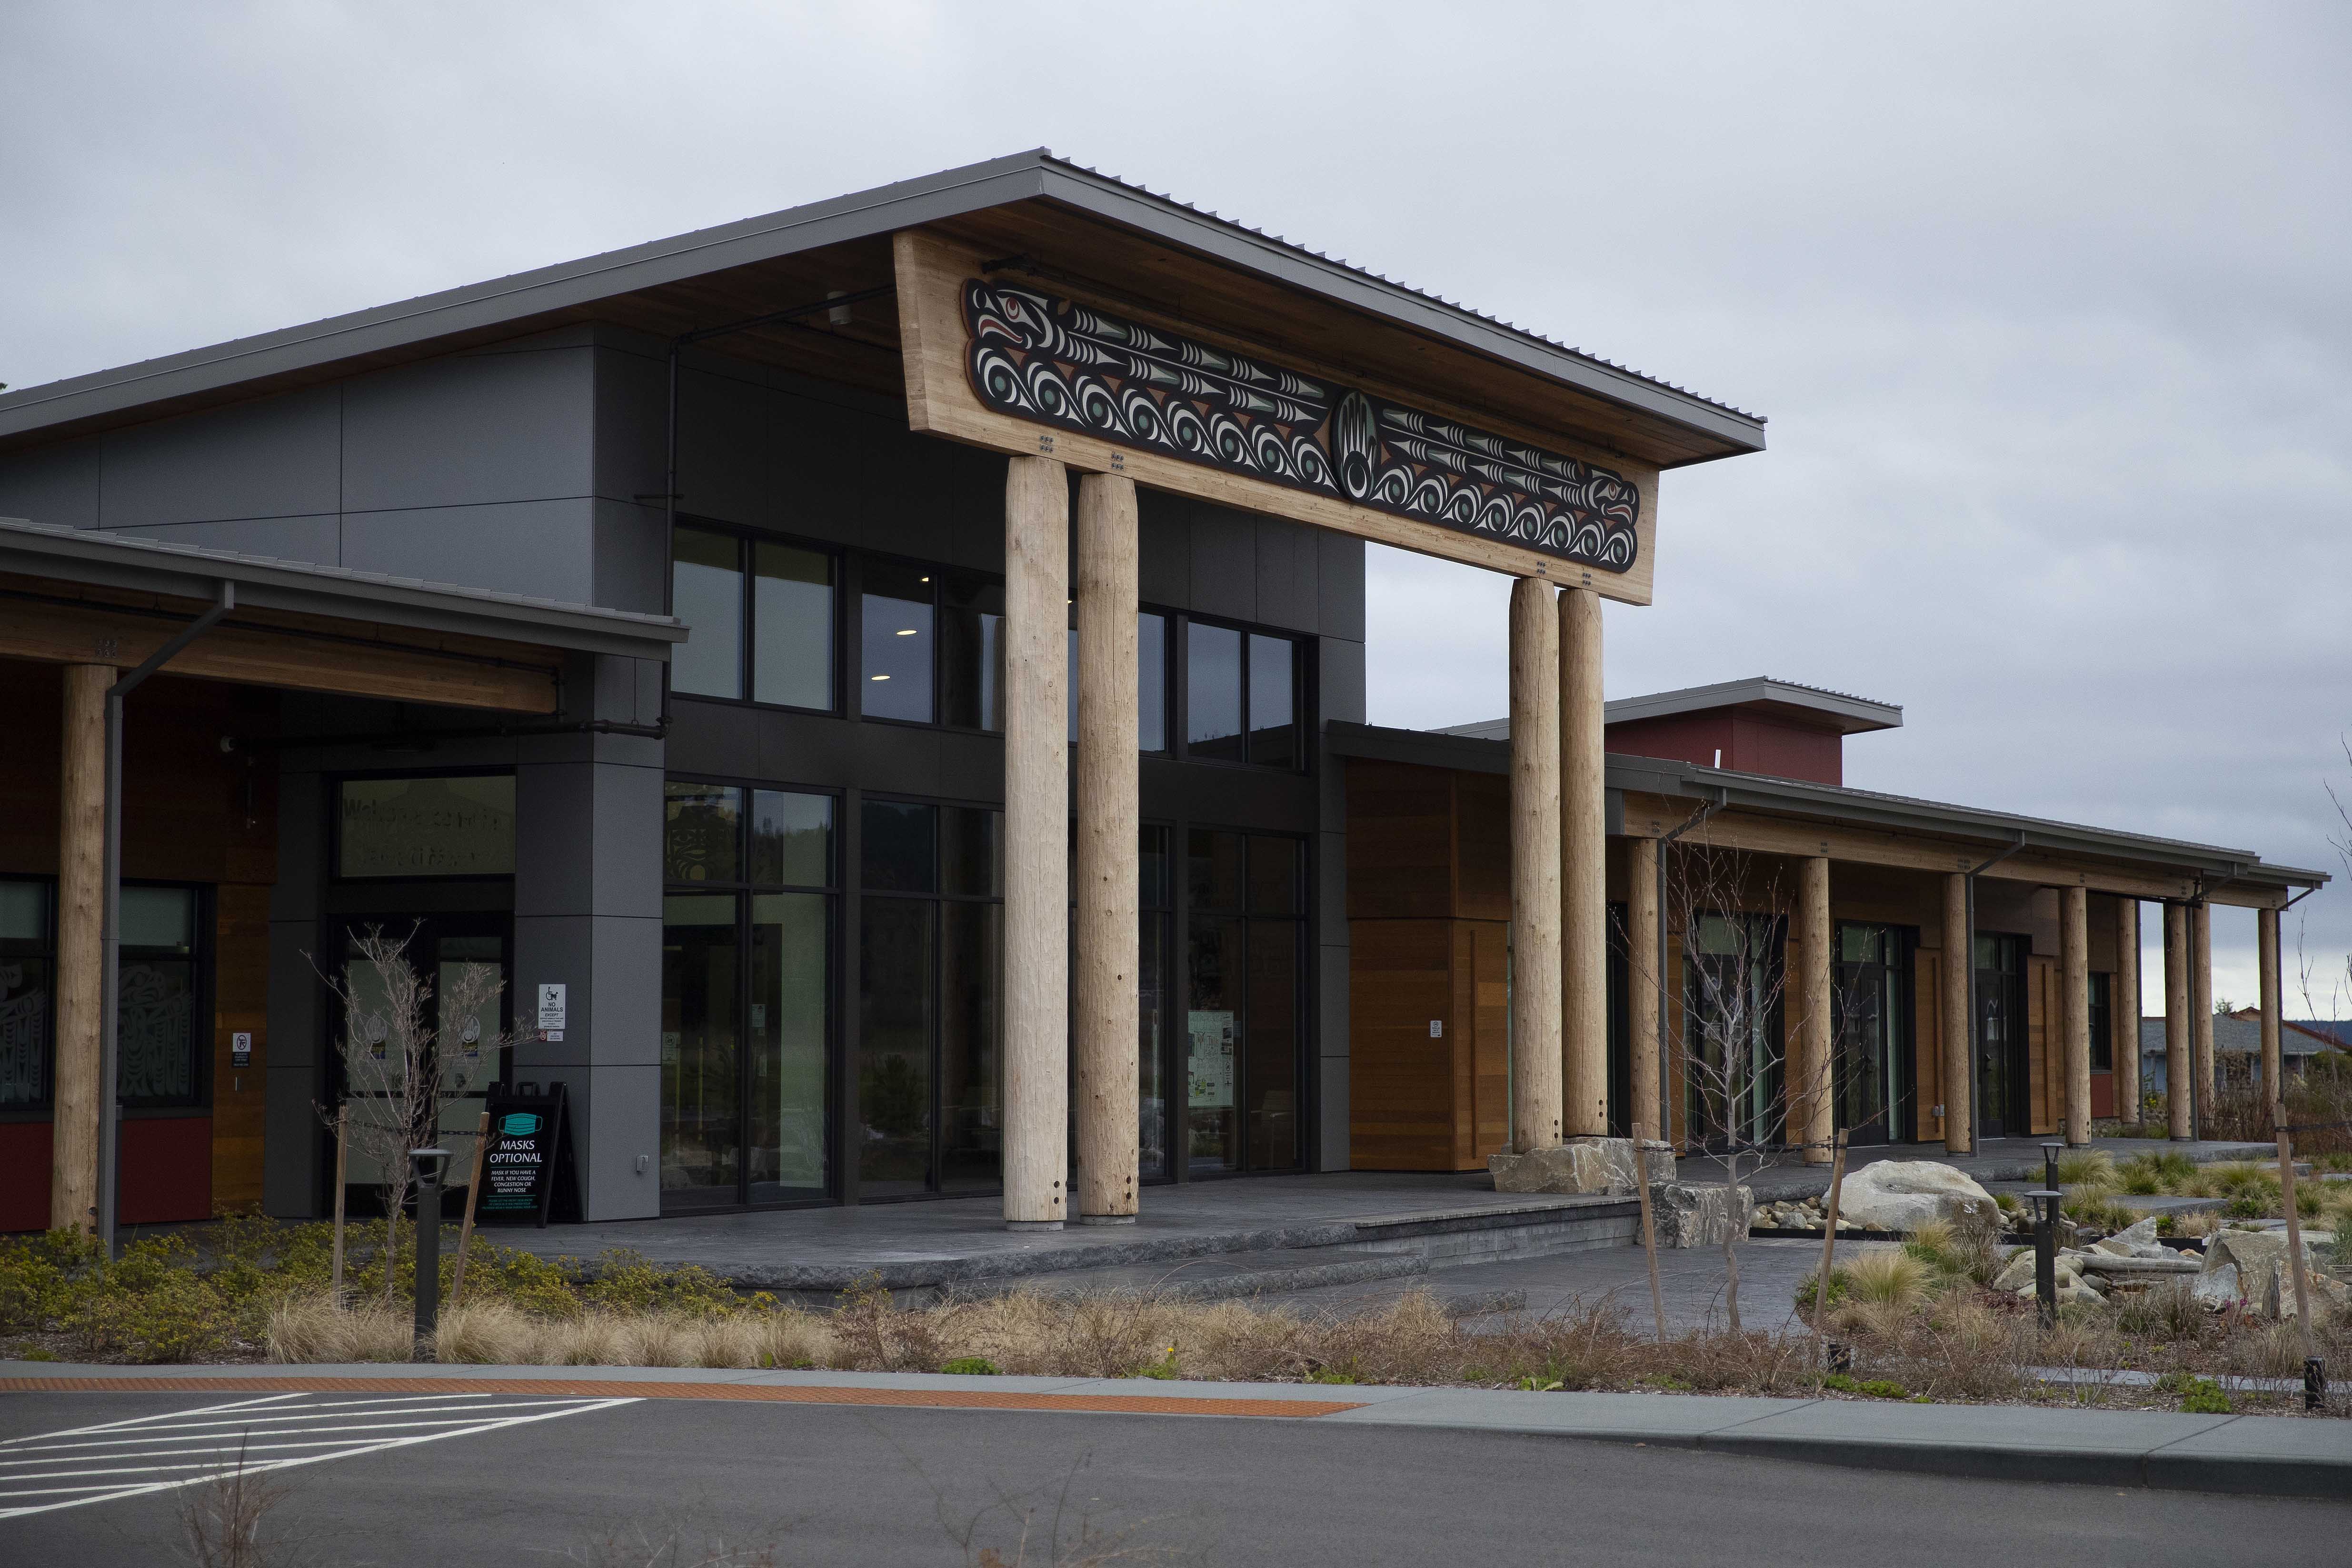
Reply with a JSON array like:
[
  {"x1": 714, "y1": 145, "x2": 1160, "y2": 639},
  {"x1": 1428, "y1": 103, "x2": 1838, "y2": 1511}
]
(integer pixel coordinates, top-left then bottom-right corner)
[
  {"x1": 1653, "y1": 786, "x2": 1729, "y2": 1151},
  {"x1": 1963, "y1": 831, "x2": 2029, "y2": 1154},
  {"x1": 98, "y1": 580, "x2": 234, "y2": 1257}
]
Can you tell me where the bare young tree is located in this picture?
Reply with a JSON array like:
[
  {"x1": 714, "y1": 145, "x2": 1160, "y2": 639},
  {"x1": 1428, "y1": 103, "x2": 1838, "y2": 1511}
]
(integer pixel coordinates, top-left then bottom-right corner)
[
  {"x1": 1661, "y1": 838, "x2": 1836, "y2": 1334},
  {"x1": 315, "y1": 927, "x2": 503, "y2": 1302}
]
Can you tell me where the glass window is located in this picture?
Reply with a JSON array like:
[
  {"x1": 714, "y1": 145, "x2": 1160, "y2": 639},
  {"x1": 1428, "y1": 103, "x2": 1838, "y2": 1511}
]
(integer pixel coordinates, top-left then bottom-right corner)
[
  {"x1": 1139, "y1": 826, "x2": 1171, "y2": 1180},
  {"x1": 664, "y1": 782, "x2": 742, "y2": 884},
  {"x1": 940, "y1": 573, "x2": 1004, "y2": 732},
  {"x1": 940, "y1": 807, "x2": 1001, "y2": 898},
  {"x1": 671, "y1": 527, "x2": 745, "y2": 699},
  {"x1": 858, "y1": 897, "x2": 934, "y2": 1198},
  {"x1": 119, "y1": 887, "x2": 192, "y2": 951},
  {"x1": 752, "y1": 542, "x2": 833, "y2": 710},
  {"x1": 750, "y1": 892, "x2": 828, "y2": 1199},
  {"x1": 1186, "y1": 623, "x2": 1243, "y2": 761},
  {"x1": 0, "y1": 880, "x2": 51, "y2": 1111},
  {"x1": 862, "y1": 800, "x2": 936, "y2": 893},
  {"x1": 2089, "y1": 971, "x2": 2113, "y2": 1072},
  {"x1": 861, "y1": 562, "x2": 936, "y2": 722},
  {"x1": 1139, "y1": 613, "x2": 1168, "y2": 753},
  {"x1": 661, "y1": 895, "x2": 741, "y2": 1199},
  {"x1": 751, "y1": 790, "x2": 831, "y2": 889},
  {"x1": 939, "y1": 901, "x2": 1003, "y2": 1191},
  {"x1": 1247, "y1": 634, "x2": 1296, "y2": 768},
  {"x1": 338, "y1": 776, "x2": 516, "y2": 879},
  {"x1": 1182, "y1": 830, "x2": 1305, "y2": 1175},
  {"x1": 1187, "y1": 828, "x2": 1244, "y2": 914}
]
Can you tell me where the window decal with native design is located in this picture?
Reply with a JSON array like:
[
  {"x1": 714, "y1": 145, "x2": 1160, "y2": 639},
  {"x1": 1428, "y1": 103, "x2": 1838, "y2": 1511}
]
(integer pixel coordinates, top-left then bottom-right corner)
[{"x1": 962, "y1": 277, "x2": 1641, "y2": 572}]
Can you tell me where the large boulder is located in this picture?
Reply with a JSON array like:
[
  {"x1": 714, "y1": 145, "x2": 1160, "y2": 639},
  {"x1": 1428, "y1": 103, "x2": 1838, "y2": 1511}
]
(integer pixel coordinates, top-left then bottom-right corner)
[
  {"x1": 1832, "y1": 1160, "x2": 1997, "y2": 1233},
  {"x1": 1653, "y1": 1182, "x2": 1753, "y2": 1249},
  {"x1": 1490, "y1": 1136, "x2": 1673, "y2": 1196},
  {"x1": 2202, "y1": 1228, "x2": 2349, "y2": 1318}
]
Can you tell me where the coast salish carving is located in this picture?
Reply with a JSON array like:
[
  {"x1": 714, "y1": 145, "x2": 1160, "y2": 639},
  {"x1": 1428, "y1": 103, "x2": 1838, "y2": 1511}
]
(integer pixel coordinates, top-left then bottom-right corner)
[{"x1": 962, "y1": 277, "x2": 1640, "y2": 571}]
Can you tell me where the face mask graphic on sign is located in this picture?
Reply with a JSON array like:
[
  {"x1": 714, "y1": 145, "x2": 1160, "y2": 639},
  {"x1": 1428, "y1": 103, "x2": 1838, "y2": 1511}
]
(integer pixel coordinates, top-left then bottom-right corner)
[{"x1": 500, "y1": 1112, "x2": 542, "y2": 1137}]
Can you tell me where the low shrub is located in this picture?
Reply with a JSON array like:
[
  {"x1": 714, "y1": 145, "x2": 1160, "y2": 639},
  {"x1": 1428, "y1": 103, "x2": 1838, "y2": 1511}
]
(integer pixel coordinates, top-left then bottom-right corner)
[
  {"x1": 2056, "y1": 1151, "x2": 2115, "y2": 1187},
  {"x1": 2173, "y1": 1375, "x2": 2232, "y2": 1415},
  {"x1": 940, "y1": 1356, "x2": 999, "y2": 1376}
]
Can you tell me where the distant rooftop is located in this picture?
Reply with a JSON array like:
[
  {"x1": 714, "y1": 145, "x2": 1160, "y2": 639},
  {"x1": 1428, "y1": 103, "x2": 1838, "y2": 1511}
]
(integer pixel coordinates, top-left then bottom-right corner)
[{"x1": 1435, "y1": 676, "x2": 1904, "y2": 743}]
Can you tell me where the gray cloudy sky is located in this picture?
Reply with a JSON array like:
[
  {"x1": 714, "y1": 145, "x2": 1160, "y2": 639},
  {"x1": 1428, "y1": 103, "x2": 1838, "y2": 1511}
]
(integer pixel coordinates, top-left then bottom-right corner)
[{"x1": 7, "y1": 2, "x2": 2349, "y2": 1013}]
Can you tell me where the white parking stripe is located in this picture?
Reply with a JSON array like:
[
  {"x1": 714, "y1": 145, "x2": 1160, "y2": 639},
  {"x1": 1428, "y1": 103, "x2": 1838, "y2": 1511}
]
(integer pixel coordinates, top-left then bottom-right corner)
[{"x1": 0, "y1": 1392, "x2": 635, "y2": 1520}]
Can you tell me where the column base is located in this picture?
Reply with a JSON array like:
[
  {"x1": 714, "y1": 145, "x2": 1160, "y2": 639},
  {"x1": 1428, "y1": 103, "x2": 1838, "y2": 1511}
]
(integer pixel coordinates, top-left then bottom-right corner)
[
  {"x1": 1005, "y1": 1219, "x2": 1065, "y2": 1232},
  {"x1": 1078, "y1": 1214, "x2": 1137, "y2": 1226}
]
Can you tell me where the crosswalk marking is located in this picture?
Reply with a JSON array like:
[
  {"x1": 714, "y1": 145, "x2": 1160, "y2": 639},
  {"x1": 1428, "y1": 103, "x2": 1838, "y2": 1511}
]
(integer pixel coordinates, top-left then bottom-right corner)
[{"x1": 0, "y1": 1389, "x2": 634, "y2": 1520}]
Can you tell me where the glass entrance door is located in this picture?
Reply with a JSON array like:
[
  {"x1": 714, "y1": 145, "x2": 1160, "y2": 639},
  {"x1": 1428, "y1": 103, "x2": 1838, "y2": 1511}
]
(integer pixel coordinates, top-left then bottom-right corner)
[
  {"x1": 327, "y1": 914, "x2": 509, "y2": 1207},
  {"x1": 1683, "y1": 913, "x2": 1786, "y2": 1149},
  {"x1": 1833, "y1": 923, "x2": 1909, "y2": 1145},
  {"x1": 1183, "y1": 830, "x2": 1305, "y2": 1174},
  {"x1": 1974, "y1": 933, "x2": 2027, "y2": 1139}
]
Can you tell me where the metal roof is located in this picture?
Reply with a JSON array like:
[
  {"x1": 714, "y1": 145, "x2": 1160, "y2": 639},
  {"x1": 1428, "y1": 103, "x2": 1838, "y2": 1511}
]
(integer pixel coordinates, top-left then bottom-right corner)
[
  {"x1": 0, "y1": 150, "x2": 1767, "y2": 458},
  {"x1": 1324, "y1": 719, "x2": 2330, "y2": 892},
  {"x1": 1437, "y1": 677, "x2": 1903, "y2": 741},
  {"x1": 0, "y1": 516, "x2": 686, "y2": 659}
]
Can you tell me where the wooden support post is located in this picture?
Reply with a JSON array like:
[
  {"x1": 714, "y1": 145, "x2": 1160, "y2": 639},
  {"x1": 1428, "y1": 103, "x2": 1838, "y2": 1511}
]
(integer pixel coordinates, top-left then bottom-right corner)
[
  {"x1": 449, "y1": 1110, "x2": 489, "y2": 1305},
  {"x1": 1508, "y1": 578, "x2": 1562, "y2": 1152},
  {"x1": 1002, "y1": 454, "x2": 1070, "y2": 1230},
  {"x1": 1628, "y1": 835, "x2": 1662, "y2": 1150},
  {"x1": 1814, "y1": 1129, "x2": 1850, "y2": 1343},
  {"x1": 2259, "y1": 905, "x2": 2282, "y2": 1106},
  {"x1": 2115, "y1": 899, "x2": 2142, "y2": 1127},
  {"x1": 1941, "y1": 872, "x2": 1972, "y2": 1155},
  {"x1": 1797, "y1": 856, "x2": 1833, "y2": 1165},
  {"x1": 52, "y1": 664, "x2": 110, "y2": 1234},
  {"x1": 2062, "y1": 885, "x2": 2091, "y2": 1147},
  {"x1": 2190, "y1": 901, "x2": 2214, "y2": 1121},
  {"x1": 1558, "y1": 586, "x2": 1607, "y2": 1138},
  {"x1": 1075, "y1": 472, "x2": 1140, "y2": 1223},
  {"x1": 2164, "y1": 902, "x2": 2193, "y2": 1140}
]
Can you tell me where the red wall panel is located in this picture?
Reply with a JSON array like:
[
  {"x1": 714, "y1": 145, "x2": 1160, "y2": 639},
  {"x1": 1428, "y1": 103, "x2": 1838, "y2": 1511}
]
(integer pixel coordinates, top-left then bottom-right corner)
[
  {"x1": 121, "y1": 1117, "x2": 212, "y2": 1225},
  {"x1": 0, "y1": 1122, "x2": 52, "y2": 1232}
]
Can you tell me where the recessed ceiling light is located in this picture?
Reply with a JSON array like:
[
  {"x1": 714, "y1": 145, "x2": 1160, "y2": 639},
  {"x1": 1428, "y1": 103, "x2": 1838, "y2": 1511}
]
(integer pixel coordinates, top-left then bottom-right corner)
[
  {"x1": 896, "y1": 629, "x2": 917, "y2": 636},
  {"x1": 871, "y1": 674, "x2": 890, "y2": 681}
]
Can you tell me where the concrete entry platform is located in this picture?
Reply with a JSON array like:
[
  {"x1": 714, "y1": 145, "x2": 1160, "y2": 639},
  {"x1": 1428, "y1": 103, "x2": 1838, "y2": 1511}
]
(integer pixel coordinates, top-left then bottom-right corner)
[{"x1": 499, "y1": 1172, "x2": 1637, "y2": 1299}]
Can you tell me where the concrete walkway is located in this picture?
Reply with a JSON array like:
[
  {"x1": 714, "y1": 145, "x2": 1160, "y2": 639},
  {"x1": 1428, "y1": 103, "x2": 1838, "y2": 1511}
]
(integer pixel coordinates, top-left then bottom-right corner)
[{"x1": 7, "y1": 1360, "x2": 2342, "y2": 1499}]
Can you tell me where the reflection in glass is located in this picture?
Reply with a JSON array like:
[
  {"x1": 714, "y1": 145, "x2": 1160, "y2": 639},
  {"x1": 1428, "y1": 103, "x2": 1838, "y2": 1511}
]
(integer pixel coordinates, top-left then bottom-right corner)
[
  {"x1": 1684, "y1": 913, "x2": 1784, "y2": 1149},
  {"x1": 1139, "y1": 907, "x2": 1168, "y2": 1179},
  {"x1": 661, "y1": 895, "x2": 741, "y2": 1199},
  {"x1": 0, "y1": 880, "x2": 50, "y2": 1110},
  {"x1": 940, "y1": 808, "x2": 1001, "y2": 898},
  {"x1": 1186, "y1": 623, "x2": 1243, "y2": 760},
  {"x1": 671, "y1": 528, "x2": 743, "y2": 699},
  {"x1": 939, "y1": 902, "x2": 1003, "y2": 1191},
  {"x1": 1832, "y1": 922, "x2": 1904, "y2": 1146},
  {"x1": 1245, "y1": 919, "x2": 1300, "y2": 1170},
  {"x1": 861, "y1": 801, "x2": 936, "y2": 894},
  {"x1": 1138, "y1": 613, "x2": 1168, "y2": 752},
  {"x1": 941, "y1": 575, "x2": 1005, "y2": 731},
  {"x1": 1246, "y1": 835, "x2": 1299, "y2": 917},
  {"x1": 664, "y1": 782, "x2": 742, "y2": 884},
  {"x1": 1186, "y1": 915, "x2": 1245, "y2": 1172},
  {"x1": 751, "y1": 892, "x2": 827, "y2": 1198},
  {"x1": 1187, "y1": 829, "x2": 1243, "y2": 914},
  {"x1": 751, "y1": 791, "x2": 832, "y2": 889},
  {"x1": 861, "y1": 563, "x2": 935, "y2": 722},
  {"x1": 1247, "y1": 634, "x2": 1296, "y2": 767},
  {"x1": 858, "y1": 898, "x2": 934, "y2": 1196},
  {"x1": 753, "y1": 542, "x2": 834, "y2": 710}
]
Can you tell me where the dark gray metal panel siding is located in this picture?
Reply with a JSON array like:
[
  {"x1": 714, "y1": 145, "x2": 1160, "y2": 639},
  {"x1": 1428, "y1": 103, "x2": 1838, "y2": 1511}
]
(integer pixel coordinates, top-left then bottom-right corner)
[
  {"x1": 339, "y1": 345, "x2": 595, "y2": 514},
  {"x1": 340, "y1": 497, "x2": 600, "y2": 604},
  {"x1": 114, "y1": 514, "x2": 343, "y2": 564},
  {"x1": 1186, "y1": 501, "x2": 1257, "y2": 623},
  {"x1": 0, "y1": 441, "x2": 100, "y2": 529},
  {"x1": 98, "y1": 388, "x2": 341, "y2": 528}
]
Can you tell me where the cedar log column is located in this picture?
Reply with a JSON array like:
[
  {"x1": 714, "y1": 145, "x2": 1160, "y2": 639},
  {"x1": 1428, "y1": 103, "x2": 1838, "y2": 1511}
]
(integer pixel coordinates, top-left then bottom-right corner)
[
  {"x1": 1558, "y1": 586, "x2": 1607, "y2": 1138},
  {"x1": 2189, "y1": 901, "x2": 2215, "y2": 1114},
  {"x1": 53, "y1": 664, "x2": 110, "y2": 1233},
  {"x1": 1507, "y1": 578, "x2": 1562, "y2": 1152},
  {"x1": 1074, "y1": 472, "x2": 1140, "y2": 1222},
  {"x1": 2062, "y1": 885, "x2": 2091, "y2": 1147},
  {"x1": 1627, "y1": 835, "x2": 1662, "y2": 1150},
  {"x1": 1941, "y1": 872, "x2": 1971, "y2": 1154},
  {"x1": 2115, "y1": 899, "x2": 2141, "y2": 1128},
  {"x1": 1796, "y1": 856, "x2": 1834, "y2": 1165},
  {"x1": 2259, "y1": 904, "x2": 2282, "y2": 1107},
  {"x1": 2164, "y1": 902, "x2": 2192, "y2": 1139},
  {"x1": 1002, "y1": 454, "x2": 1069, "y2": 1229}
]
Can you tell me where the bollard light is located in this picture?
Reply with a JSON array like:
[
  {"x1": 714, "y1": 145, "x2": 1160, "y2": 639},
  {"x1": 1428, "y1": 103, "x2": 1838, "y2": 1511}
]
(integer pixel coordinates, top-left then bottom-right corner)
[
  {"x1": 409, "y1": 1148, "x2": 451, "y2": 1362},
  {"x1": 2309, "y1": 1357, "x2": 2329, "y2": 1415},
  {"x1": 2024, "y1": 1186, "x2": 2062, "y2": 1331}
]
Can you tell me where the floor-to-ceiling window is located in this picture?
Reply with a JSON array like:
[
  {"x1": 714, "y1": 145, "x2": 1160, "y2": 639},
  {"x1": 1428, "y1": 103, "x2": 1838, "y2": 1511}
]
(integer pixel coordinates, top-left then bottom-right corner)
[
  {"x1": 1683, "y1": 913, "x2": 1785, "y2": 1149},
  {"x1": 661, "y1": 779, "x2": 835, "y2": 1211},
  {"x1": 1139, "y1": 826, "x2": 1172, "y2": 1178},
  {"x1": 1833, "y1": 922, "x2": 1912, "y2": 1146},
  {"x1": 1974, "y1": 933, "x2": 2028, "y2": 1139},
  {"x1": 1184, "y1": 830, "x2": 1305, "y2": 1174},
  {"x1": 858, "y1": 799, "x2": 1005, "y2": 1198}
]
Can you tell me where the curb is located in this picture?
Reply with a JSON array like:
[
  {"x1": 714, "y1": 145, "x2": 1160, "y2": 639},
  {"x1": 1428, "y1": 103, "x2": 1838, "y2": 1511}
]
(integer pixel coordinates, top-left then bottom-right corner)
[{"x1": 6, "y1": 1361, "x2": 2345, "y2": 1499}]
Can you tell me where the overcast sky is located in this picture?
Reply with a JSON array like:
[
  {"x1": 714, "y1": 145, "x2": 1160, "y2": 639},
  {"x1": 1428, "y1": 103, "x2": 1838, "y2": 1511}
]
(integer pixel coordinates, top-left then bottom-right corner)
[{"x1": 7, "y1": 2, "x2": 2349, "y2": 1015}]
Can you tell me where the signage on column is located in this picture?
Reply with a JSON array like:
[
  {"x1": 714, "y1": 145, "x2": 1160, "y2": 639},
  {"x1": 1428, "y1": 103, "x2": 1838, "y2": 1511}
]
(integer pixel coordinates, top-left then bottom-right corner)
[
  {"x1": 473, "y1": 1081, "x2": 580, "y2": 1228},
  {"x1": 536, "y1": 983, "x2": 566, "y2": 1042}
]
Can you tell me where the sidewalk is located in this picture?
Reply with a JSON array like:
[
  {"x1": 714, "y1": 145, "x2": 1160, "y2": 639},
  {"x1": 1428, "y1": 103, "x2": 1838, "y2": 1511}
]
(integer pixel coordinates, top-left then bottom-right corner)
[{"x1": 7, "y1": 1360, "x2": 2344, "y2": 1500}]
